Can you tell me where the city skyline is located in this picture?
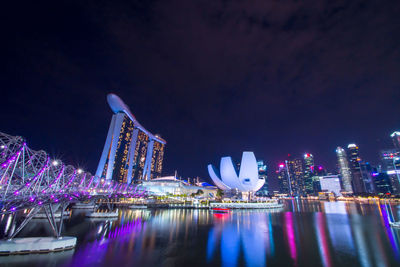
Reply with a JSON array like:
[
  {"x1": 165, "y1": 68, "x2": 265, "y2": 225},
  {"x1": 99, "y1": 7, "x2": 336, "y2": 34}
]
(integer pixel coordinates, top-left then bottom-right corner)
[
  {"x1": 2, "y1": 1, "x2": 400, "y2": 180},
  {"x1": 263, "y1": 131, "x2": 400, "y2": 195},
  {"x1": 2, "y1": 1, "x2": 400, "y2": 265}
]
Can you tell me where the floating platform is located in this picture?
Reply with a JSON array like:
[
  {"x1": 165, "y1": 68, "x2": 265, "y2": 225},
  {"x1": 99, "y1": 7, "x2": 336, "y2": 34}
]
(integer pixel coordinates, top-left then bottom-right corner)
[
  {"x1": 212, "y1": 207, "x2": 231, "y2": 213},
  {"x1": 168, "y1": 204, "x2": 209, "y2": 209},
  {"x1": 86, "y1": 210, "x2": 119, "y2": 218},
  {"x1": 146, "y1": 203, "x2": 170, "y2": 209},
  {"x1": 0, "y1": 236, "x2": 76, "y2": 255},
  {"x1": 72, "y1": 203, "x2": 96, "y2": 209},
  {"x1": 32, "y1": 210, "x2": 71, "y2": 219},
  {"x1": 0, "y1": 248, "x2": 74, "y2": 264},
  {"x1": 129, "y1": 205, "x2": 147, "y2": 209},
  {"x1": 87, "y1": 217, "x2": 118, "y2": 222},
  {"x1": 210, "y1": 202, "x2": 284, "y2": 209}
]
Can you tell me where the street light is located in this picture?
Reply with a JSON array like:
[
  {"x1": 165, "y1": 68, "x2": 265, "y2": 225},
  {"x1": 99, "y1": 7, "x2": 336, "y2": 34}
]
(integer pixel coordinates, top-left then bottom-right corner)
[
  {"x1": 52, "y1": 160, "x2": 59, "y2": 166},
  {"x1": 77, "y1": 169, "x2": 83, "y2": 174}
]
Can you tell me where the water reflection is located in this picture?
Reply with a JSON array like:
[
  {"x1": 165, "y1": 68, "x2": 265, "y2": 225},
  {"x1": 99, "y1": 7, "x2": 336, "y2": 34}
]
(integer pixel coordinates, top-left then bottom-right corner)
[
  {"x1": 379, "y1": 203, "x2": 400, "y2": 260},
  {"x1": 1, "y1": 201, "x2": 400, "y2": 267},
  {"x1": 284, "y1": 212, "x2": 297, "y2": 266},
  {"x1": 206, "y1": 210, "x2": 279, "y2": 267},
  {"x1": 205, "y1": 201, "x2": 400, "y2": 267},
  {"x1": 315, "y1": 212, "x2": 332, "y2": 267},
  {"x1": 324, "y1": 202, "x2": 356, "y2": 258}
]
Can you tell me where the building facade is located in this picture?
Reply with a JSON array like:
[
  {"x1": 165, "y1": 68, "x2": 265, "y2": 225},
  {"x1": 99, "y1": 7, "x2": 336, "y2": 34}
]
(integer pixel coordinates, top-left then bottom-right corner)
[
  {"x1": 96, "y1": 94, "x2": 166, "y2": 184},
  {"x1": 287, "y1": 156, "x2": 304, "y2": 196},
  {"x1": 380, "y1": 149, "x2": 400, "y2": 194},
  {"x1": 391, "y1": 131, "x2": 400, "y2": 150},
  {"x1": 347, "y1": 144, "x2": 365, "y2": 194},
  {"x1": 360, "y1": 162, "x2": 375, "y2": 193},
  {"x1": 140, "y1": 176, "x2": 217, "y2": 198},
  {"x1": 311, "y1": 166, "x2": 327, "y2": 194},
  {"x1": 372, "y1": 172, "x2": 392, "y2": 194},
  {"x1": 303, "y1": 153, "x2": 314, "y2": 194},
  {"x1": 277, "y1": 163, "x2": 291, "y2": 195},
  {"x1": 336, "y1": 147, "x2": 353, "y2": 193},
  {"x1": 319, "y1": 175, "x2": 342, "y2": 196},
  {"x1": 255, "y1": 160, "x2": 269, "y2": 196}
]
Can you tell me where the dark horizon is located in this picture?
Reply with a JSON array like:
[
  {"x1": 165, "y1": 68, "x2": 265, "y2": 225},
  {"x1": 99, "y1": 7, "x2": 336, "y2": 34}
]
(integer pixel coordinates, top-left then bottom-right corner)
[{"x1": 2, "y1": 1, "x2": 400, "y2": 183}]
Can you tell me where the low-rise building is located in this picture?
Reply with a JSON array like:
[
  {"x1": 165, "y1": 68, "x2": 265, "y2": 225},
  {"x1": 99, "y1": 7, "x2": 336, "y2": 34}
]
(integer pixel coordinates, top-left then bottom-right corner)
[
  {"x1": 139, "y1": 176, "x2": 217, "y2": 198},
  {"x1": 319, "y1": 175, "x2": 342, "y2": 196}
]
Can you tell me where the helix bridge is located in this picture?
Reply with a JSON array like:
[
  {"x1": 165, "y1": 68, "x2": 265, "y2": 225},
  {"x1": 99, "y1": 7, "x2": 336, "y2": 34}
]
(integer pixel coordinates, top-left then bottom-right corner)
[{"x1": 0, "y1": 131, "x2": 146, "y2": 241}]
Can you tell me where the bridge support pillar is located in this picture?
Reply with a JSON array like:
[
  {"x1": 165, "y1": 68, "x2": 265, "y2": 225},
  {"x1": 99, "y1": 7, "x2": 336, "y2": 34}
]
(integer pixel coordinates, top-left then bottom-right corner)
[{"x1": 8, "y1": 207, "x2": 41, "y2": 240}]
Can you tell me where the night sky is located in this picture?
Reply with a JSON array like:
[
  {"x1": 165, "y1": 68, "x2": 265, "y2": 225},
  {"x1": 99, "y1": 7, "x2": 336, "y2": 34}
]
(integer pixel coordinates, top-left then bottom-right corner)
[{"x1": 2, "y1": 1, "x2": 400, "y2": 187}]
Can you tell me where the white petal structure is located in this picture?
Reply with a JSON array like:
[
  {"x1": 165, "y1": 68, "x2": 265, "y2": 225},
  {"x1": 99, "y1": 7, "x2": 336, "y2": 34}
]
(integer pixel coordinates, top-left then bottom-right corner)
[{"x1": 208, "y1": 152, "x2": 265, "y2": 192}]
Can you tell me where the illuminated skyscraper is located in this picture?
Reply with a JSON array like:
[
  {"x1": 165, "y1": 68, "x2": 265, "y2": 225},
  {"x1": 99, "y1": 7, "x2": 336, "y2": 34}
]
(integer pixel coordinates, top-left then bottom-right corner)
[
  {"x1": 303, "y1": 153, "x2": 314, "y2": 194},
  {"x1": 360, "y1": 162, "x2": 375, "y2": 193},
  {"x1": 373, "y1": 172, "x2": 392, "y2": 194},
  {"x1": 277, "y1": 163, "x2": 290, "y2": 195},
  {"x1": 336, "y1": 147, "x2": 353, "y2": 193},
  {"x1": 255, "y1": 160, "x2": 268, "y2": 196},
  {"x1": 380, "y1": 149, "x2": 400, "y2": 193},
  {"x1": 312, "y1": 165, "x2": 327, "y2": 193},
  {"x1": 391, "y1": 131, "x2": 400, "y2": 150},
  {"x1": 96, "y1": 94, "x2": 166, "y2": 184},
  {"x1": 287, "y1": 156, "x2": 304, "y2": 196},
  {"x1": 347, "y1": 144, "x2": 365, "y2": 193}
]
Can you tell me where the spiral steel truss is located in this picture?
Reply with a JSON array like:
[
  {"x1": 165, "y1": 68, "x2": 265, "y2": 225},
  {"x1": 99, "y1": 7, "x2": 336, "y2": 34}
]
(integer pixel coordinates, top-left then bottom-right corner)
[{"x1": 0, "y1": 132, "x2": 147, "y2": 239}]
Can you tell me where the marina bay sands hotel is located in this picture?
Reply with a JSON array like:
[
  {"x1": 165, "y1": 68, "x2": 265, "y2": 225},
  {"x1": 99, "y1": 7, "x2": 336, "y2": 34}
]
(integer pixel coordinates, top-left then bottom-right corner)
[{"x1": 96, "y1": 94, "x2": 166, "y2": 184}]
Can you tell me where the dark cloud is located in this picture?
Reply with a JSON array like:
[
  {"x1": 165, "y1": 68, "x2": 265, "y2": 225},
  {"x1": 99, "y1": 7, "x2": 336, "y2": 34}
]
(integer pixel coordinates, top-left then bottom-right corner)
[{"x1": 2, "y1": 0, "x2": 400, "y2": 188}]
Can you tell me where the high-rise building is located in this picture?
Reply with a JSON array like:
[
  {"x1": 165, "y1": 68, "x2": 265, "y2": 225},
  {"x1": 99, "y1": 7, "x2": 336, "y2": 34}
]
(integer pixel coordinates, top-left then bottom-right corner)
[
  {"x1": 287, "y1": 156, "x2": 304, "y2": 196},
  {"x1": 347, "y1": 144, "x2": 365, "y2": 194},
  {"x1": 277, "y1": 163, "x2": 290, "y2": 195},
  {"x1": 312, "y1": 165, "x2": 327, "y2": 193},
  {"x1": 256, "y1": 160, "x2": 268, "y2": 196},
  {"x1": 360, "y1": 162, "x2": 375, "y2": 193},
  {"x1": 372, "y1": 172, "x2": 392, "y2": 194},
  {"x1": 336, "y1": 147, "x2": 353, "y2": 193},
  {"x1": 391, "y1": 131, "x2": 400, "y2": 150},
  {"x1": 96, "y1": 94, "x2": 166, "y2": 184},
  {"x1": 380, "y1": 149, "x2": 400, "y2": 194},
  {"x1": 303, "y1": 153, "x2": 314, "y2": 194}
]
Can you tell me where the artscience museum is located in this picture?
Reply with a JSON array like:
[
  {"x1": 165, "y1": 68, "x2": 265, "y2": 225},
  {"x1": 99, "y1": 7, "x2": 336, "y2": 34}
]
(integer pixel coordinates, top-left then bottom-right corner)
[{"x1": 207, "y1": 151, "x2": 265, "y2": 193}]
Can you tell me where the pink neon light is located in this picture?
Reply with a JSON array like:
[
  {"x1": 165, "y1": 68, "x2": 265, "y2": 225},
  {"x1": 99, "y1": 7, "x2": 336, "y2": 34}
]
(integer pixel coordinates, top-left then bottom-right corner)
[
  {"x1": 1, "y1": 144, "x2": 24, "y2": 169},
  {"x1": 64, "y1": 170, "x2": 77, "y2": 188},
  {"x1": 85, "y1": 176, "x2": 95, "y2": 189},
  {"x1": 285, "y1": 212, "x2": 297, "y2": 265},
  {"x1": 15, "y1": 156, "x2": 49, "y2": 194},
  {"x1": 78, "y1": 173, "x2": 87, "y2": 187},
  {"x1": 48, "y1": 165, "x2": 65, "y2": 188},
  {"x1": 94, "y1": 179, "x2": 101, "y2": 189}
]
